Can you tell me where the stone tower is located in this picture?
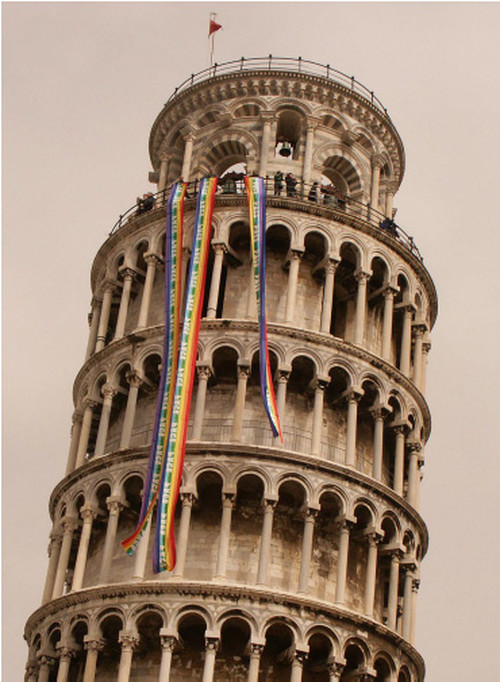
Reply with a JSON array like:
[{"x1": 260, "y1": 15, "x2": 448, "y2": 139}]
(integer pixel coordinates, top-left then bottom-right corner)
[{"x1": 25, "y1": 58, "x2": 436, "y2": 682}]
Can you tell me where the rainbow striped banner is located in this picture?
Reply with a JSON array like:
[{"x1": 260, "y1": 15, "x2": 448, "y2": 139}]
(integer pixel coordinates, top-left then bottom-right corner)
[
  {"x1": 154, "y1": 176, "x2": 218, "y2": 572},
  {"x1": 245, "y1": 176, "x2": 282, "y2": 440},
  {"x1": 122, "y1": 182, "x2": 187, "y2": 557}
]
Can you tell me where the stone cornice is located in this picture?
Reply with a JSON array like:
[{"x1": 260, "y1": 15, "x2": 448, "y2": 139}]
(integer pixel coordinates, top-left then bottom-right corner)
[
  {"x1": 91, "y1": 198, "x2": 437, "y2": 327},
  {"x1": 48, "y1": 443, "x2": 428, "y2": 554},
  {"x1": 24, "y1": 581, "x2": 424, "y2": 677},
  {"x1": 72, "y1": 320, "x2": 431, "y2": 439},
  {"x1": 149, "y1": 70, "x2": 405, "y2": 184}
]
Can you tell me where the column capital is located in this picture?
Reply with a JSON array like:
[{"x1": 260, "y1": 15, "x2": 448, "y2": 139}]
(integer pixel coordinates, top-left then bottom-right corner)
[
  {"x1": 237, "y1": 363, "x2": 251, "y2": 379},
  {"x1": 118, "y1": 266, "x2": 137, "y2": 281},
  {"x1": 180, "y1": 491, "x2": 197, "y2": 507},
  {"x1": 369, "y1": 404, "x2": 391, "y2": 421},
  {"x1": 204, "y1": 636, "x2": 219, "y2": 652},
  {"x1": 159, "y1": 634, "x2": 177, "y2": 652},
  {"x1": 277, "y1": 367, "x2": 291, "y2": 382},
  {"x1": 423, "y1": 341, "x2": 432, "y2": 354},
  {"x1": 384, "y1": 180, "x2": 398, "y2": 194},
  {"x1": 126, "y1": 370, "x2": 143, "y2": 388},
  {"x1": 355, "y1": 269, "x2": 371, "y2": 283},
  {"x1": 106, "y1": 496, "x2": 124, "y2": 515},
  {"x1": 250, "y1": 642, "x2": 265, "y2": 656},
  {"x1": 288, "y1": 248, "x2": 305, "y2": 262},
  {"x1": 180, "y1": 125, "x2": 196, "y2": 141},
  {"x1": 61, "y1": 515, "x2": 79, "y2": 534},
  {"x1": 211, "y1": 240, "x2": 227, "y2": 255},
  {"x1": 293, "y1": 649, "x2": 308, "y2": 664},
  {"x1": 25, "y1": 662, "x2": 38, "y2": 677},
  {"x1": 222, "y1": 492, "x2": 235, "y2": 508},
  {"x1": 343, "y1": 386, "x2": 364, "y2": 403},
  {"x1": 407, "y1": 440, "x2": 423, "y2": 454},
  {"x1": 401, "y1": 559, "x2": 418, "y2": 574},
  {"x1": 263, "y1": 497, "x2": 278, "y2": 511},
  {"x1": 390, "y1": 421, "x2": 411, "y2": 436},
  {"x1": 337, "y1": 515, "x2": 356, "y2": 531},
  {"x1": 83, "y1": 636, "x2": 105, "y2": 652},
  {"x1": 101, "y1": 382, "x2": 117, "y2": 400},
  {"x1": 371, "y1": 153, "x2": 385, "y2": 169},
  {"x1": 80, "y1": 505, "x2": 98, "y2": 523},
  {"x1": 304, "y1": 506, "x2": 319, "y2": 522},
  {"x1": 83, "y1": 397, "x2": 98, "y2": 411},
  {"x1": 260, "y1": 111, "x2": 276, "y2": 123},
  {"x1": 100, "y1": 278, "x2": 117, "y2": 294},
  {"x1": 118, "y1": 631, "x2": 139, "y2": 651},
  {"x1": 196, "y1": 363, "x2": 212, "y2": 380},
  {"x1": 364, "y1": 528, "x2": 383, "y2": 545},
  {"x1": 412, "y1": 322, "x2": 428, "y2": 337},
  {"x1": 37, "y1": 653, "x2": 56, "y2": 667},
  {"x1": 144, "y1": 251, "x2": 162, "y2": 267},
  {"x1": 57, "y1": 645, "x2": 77, "y2": 661},
  {"x1": 313, "y1": 376, "x2": 329, "y2": 392},
  {"x1": 324, "y1": 258, "x2": 339, "y2": 275},
  {"x1": 72, "y1": 410, "x2": 84, "y2": 425},
  {"x1": 382, "y1": 285, "x2": 398, "y2": 299}
]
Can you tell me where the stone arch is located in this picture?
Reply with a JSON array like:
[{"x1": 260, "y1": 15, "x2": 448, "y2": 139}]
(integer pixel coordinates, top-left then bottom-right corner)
[
  {"x1": 373, "y1": 652, "x2": 396, "y2": 680},
  {"x1": 314, "y1": 144, "x2": 367, "y2": 194},
  {"x1": 197, "y1": 128, "x2": 259, "y2": 176},
  {"x1": 130, "y1": 603, "x2": 167, "y2": 629},
  {"x1": 171, "y1": 604, "x2": 213, "y2": 632},
  {"x1": 341, "y1": 638, "x2": 370, "y2": 677}
]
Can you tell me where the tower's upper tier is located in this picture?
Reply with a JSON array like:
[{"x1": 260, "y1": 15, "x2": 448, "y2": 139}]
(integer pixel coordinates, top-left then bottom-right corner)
[{"x1": 149, "y1": 57, "x2": 405, "y2": 198}]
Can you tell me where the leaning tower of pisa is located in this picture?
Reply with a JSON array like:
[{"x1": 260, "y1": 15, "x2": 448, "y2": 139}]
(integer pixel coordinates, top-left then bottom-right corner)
[{"x1": 25, "y1": 58, "x2": 436, "y2": 682}]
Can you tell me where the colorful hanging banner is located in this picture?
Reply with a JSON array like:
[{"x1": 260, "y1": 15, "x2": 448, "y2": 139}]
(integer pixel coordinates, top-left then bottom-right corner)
[
  {"x1": 154, "y1": 176, "x2": 218, "y2": 572},
  {"x1": 244, "y1": 176, "x2": 283, "y2": 441},
  {"x1": 122, "y1": 181, "x2": 187, "y2": 557}
]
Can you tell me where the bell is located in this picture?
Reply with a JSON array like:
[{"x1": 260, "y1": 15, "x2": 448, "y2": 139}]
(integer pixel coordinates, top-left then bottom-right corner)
[{"x1": 279, "y1": 141, "x2": 291, "y2": 157}]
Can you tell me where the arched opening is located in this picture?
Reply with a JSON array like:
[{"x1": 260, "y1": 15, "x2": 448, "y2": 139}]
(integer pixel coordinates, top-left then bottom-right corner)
[
  {"x1": 275, "y1": 109, "x2": 303, "y2": 159},
  {"x1": 302, "y1": 232, "x2": 328, "y2": 332},
  {"x1": 173, "y1": 613, "x2": 207, "y2": 677},
  {"x1": 331, "y1": 243, "x2": 360, "y2": 340},
  {"x1": 98, "y1": 614, "x2": 123, "y2": 678},
  {"x1": 47, "y1": 625, "x2": 61, "y2": 681},
  {"x1": 323, "y1": 367, "x2": 350, "y2": 463},
  {"x1": 313, "y1": 491, "x2": 343, "y2": 600},
  {"x1": 347, "y1": 505, "x2": 373, "y2": 612},
  {"x1": 272, "y1": 480, "x2": 306, "y2": 590},
  {"x1": 378, "y1": 517, "x2": 399, "y2": 622},
  {"x1": 374, "y1": 657, "x2": 392, "y2": 681},
  {"x1": 83, "y1": 482, "x2": 111, "y2": 588},
  {"x1": 111, "y1": 475, "x2": 143, "y2": 581},
  {"x1": 340, "y1": 643, "x2": 365, "y2": 680},
  {"x1": 285, "y1": 356, "x2": 315, "y2": 453},
  {"x1": 231, "y1": 474, "x2": 264, "y2": 584},
  {"x1": 133, "y1": 353, "x2": 161, "y2": 448},
  {"x1": 384, "y1": 395, "x2": 402, "y2": 490},
  {"x1": 105, "y1": 363, "x2": 131, "y2": 452},
  {"x1": 356, "y1": 379, "x2": 381, "y2": 475},
  {"x1": 203, "y1": 346, "x2": 239, "y2": 441},
  {"x1": 260, "y1": 622, "x2": 295, "y2": 680},
  {"x1": 185, "y1": 471, "x2": 223, "y2": 580},
  {"x1": 322, "y1": 156, "x2": 362, "y2": 201},
  {"x1": 67, "y1": 619, "x2": 88, "y2": 681},
  {"x1": 213, "y1": 617, "x2": 251, "y2": 680},
  {"x1": 246, "y1": 349, "x2": 279, "y2": 446},
  {"x1": 303, "y1": 632, "x2": 333, "y2": 681},
  {"x1": 222, "y1": 221, "x2": 250, "y2": 319},
  {"x1": 266, "y1": 224, "x2": 291, "y2": 323},
  {"x1": 393, "y1": 274, "x2": 411, "y2": 369},
  {"x1": 206, "y1": 141, "x2": 248, "y2": 178},
  {"x1": 131, "y1": 611, "x2": 163, "y2": 680},
  {"x1": 367, "y1": 257, "x2": 389, "y2": 355}
]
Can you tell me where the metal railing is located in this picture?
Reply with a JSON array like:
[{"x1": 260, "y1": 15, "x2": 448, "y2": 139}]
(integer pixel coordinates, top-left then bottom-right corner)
[
  {"x1": 166, "y1": 56, "x2": 389, "y2": 118},
  {"x1": 108, "y1": 178, "x2": 422, "y2": 262}
]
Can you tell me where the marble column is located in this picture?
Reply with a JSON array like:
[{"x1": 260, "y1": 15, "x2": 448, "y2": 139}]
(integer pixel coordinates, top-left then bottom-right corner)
[
  {"x1": 386, "y1": 551, "x2": 400, "y2": 630},
  {"x1": 37, "y1": 655, "x2": 55, "y2": 682},
  {"x1": 364, "y1": 532, "x2": 380, "y2": 617},
  {"x1": 298, "y1": 508, "x2": 318, "y2": 593},
  {"x1": 137, "y1": 253, "x2": 160, "y2": 329},
  {"x1": 412, "y1": 324, "x2": 427, "y2": 390},
  {"x1": 192, "y1": 365, "x2": 211, "y2": 440},
  {"x1": 99, "y1": 497, "x2": 123, "y2": 583},
  {"x1": 392, "y1": 425, "x2": 408, "y2": 496},
  {"x1": 311, "y1": 379, "x2": 327, "y2": 456},
  {"x1": 421, "y1": 341, "x2": 431, "y2": 394},
  {"x1": 320, "y1": 259, "x2": 338, "y2": 333},
  {"x1": 410, "y1": 576, "x2": 420, "y2": 644},
  {"x1": 302, "y1": 122, "x2": 317, "y2": 185},
  {"x1": 215, "y1": 493, "x2": 234, "y2": 579},
  {"x1": 274, "y1": 369, "x2": 290, "y2": 447},
  {"x1": 181, "y1": 130, "x2": 195, "y2": 181},
  {"x1": 52, "y1": 517, "x2": 79, "y2": 598},
  {"x1": 173, "y1": 492, "x2": 196, "y2": 577},
  {"x1": 257, "y1": 499, "x2": 277, "y2": 586},
  {"x1": 385, "y1": 181, "x2": 396, "y2": 219},
  {"x1": 285, "y1": 250, "x2": 303, "y2": 324},
  {"x1": 201, "y1": 637, "x2": 219, "y2": 682},
  {"x1": 42, "y1": 532, "x2": 62, "y2": 604},
  {"x1": 82, "y1": 638, "x2": 104, "y2": 682},
  {"x1": 399, "y1": 305, "x2": 414, "y2": 376},
  {"x1": 402, "y1": 566, "x2": 415, "y2": 641},
  {"x1": 206, "y1": 243, "x2": 226, "y2": 318},
  {"x1": 158, "y1": 156, "x2": 169, "y2": 194},
  {"x1": 259, "y1": 115, "x2": 274, "y2": 178},
  {"x1": 95, "y1": 282, "x2": 114, "y2": 352},
  {"x1": 345, "y1": 389, "x2": 362, "y2": 467},
  {"x1": 117, "y1": 633, "x2": 139, "y2": 682},
  {"x1": 371, "y1": 407, "x2": 387, "y2": 481},
  {"x1": 158, "y1": 635, "x2": 176, "y2": 682},
  {"x1": 94, "y1": 384, "x2": 117, "y2": 458},
  {"x1": 290, "y1": 651, "x2": 306, "y2": 682},
  {"x1": 132, "y1": 516, "x2": 152, "y2": 581},
  {"x1": 72, "y1": 506, "x2": 97, "y2": 591},
  {"x1": 354, "y1": 271, "x2": 370, "y2": 345},
  {"x1": 231, "y1": 365, "x2": 250, "y2": 442},
  {"x1": 335, "y1": 520, "x2": 352, "y2": 605},
  {"x1": 406, "y1": 443, "x2": 422, "y2": 507},
  {"x1": 370, "y1": 156, "x2": 383, "y2": 211},
  {"x1": 114, "y1": 268, "x2": 136, "y2": 340},
  {"x1": 247, "y1": 643, "x2": 264, "y2": 682},
  {"x1": 75, "y1": 400, "x2": 97, "y2": 469},
  {"x1": 66, "y1": 411, "x2": 83, "y2": 475},
  {"x1": 85, "y1": 298, "x2": 101, "y2": 361},
  {"x1": 119, "y1": 371, "x2": 143, "y2": 449},
  {"x1": 25, "y1": 662, "x2": 38, "y2": 682},
  {"x1": 56, "y1": 647, "x2": 76, "y2": 682},
  {"x1": 381, "y1": 288, "x2": 396, "y2": 361}
]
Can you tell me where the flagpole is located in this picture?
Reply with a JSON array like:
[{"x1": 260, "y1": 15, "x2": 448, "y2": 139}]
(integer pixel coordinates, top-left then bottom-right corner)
[{"x1": 209, "y1": 12, "x2": 216, "y2": 70}]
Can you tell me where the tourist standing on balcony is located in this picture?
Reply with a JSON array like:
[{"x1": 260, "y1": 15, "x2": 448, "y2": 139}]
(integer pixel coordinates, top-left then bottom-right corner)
[{"x1": 274, "y1": 170, "x2": 284, "y2": 195}]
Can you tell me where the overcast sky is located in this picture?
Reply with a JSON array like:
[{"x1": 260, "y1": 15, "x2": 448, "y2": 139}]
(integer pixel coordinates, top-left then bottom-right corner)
[{"x1": 3, "y1": 2, "x2": 500, "y2": 680}]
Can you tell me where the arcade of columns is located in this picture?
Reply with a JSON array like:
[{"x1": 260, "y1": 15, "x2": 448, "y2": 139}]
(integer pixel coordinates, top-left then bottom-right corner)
[{"x1": 25, "y1": 62, "x2": 437, "y2": 682}]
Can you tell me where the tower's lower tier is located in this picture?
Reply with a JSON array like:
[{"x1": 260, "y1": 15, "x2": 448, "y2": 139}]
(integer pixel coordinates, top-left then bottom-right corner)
[{"x1": 25, "y1": 582, "x2": 423, "y2": 681}]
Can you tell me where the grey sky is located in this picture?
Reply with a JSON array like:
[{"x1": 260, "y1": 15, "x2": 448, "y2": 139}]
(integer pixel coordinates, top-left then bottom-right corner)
[{"x1": 3, "y1": 2, "x2": 500, "y2": 679}]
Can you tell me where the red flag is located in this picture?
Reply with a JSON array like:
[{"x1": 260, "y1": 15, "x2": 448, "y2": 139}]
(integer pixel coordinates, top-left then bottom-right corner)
[{"x1": 209, "y1": 19, "x2": 222, "y2": 36}]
